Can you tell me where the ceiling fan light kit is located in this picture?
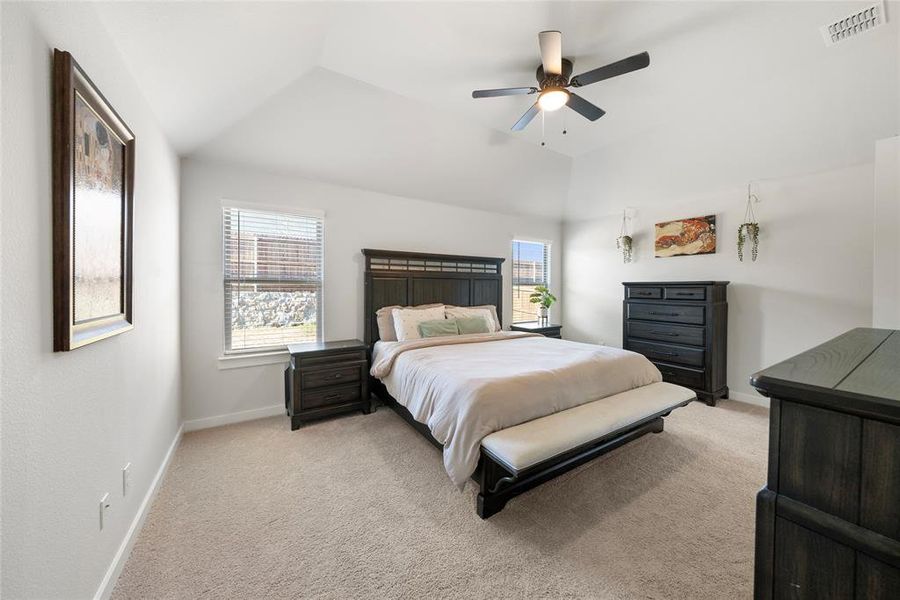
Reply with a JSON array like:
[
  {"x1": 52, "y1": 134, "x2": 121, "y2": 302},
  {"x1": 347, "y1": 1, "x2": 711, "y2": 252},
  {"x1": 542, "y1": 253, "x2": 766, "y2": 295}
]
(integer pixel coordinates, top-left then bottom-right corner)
[
  {"x1": 537, "y1": 87, "x2": 569, "y2": 112},
  {"x1": 471, "y1": 30, "x2": 650, "y2": 132}
]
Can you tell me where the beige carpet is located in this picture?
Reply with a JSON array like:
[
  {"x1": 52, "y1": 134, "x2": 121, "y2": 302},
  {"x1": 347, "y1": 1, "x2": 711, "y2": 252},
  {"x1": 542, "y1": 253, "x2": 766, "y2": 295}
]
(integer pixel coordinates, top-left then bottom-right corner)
[{"x1": 112, "y1": 399, "x2": 768, "y2": 600}]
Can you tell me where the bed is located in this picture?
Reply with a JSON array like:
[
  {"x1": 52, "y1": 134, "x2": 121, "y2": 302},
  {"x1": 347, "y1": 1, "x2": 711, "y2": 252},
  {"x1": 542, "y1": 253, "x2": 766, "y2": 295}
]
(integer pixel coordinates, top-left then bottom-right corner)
[{"x1": 363, "y1": 248, "x2": 695, "y2": 518}]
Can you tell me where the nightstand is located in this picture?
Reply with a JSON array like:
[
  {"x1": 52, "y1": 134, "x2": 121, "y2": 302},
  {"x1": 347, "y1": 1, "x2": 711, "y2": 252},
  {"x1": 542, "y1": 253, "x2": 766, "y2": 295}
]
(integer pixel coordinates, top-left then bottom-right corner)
[
  {"x1": 510, "y1": 321, "x2": 562, "y2": 339},
  {"x1": 284, "y1": 339, "x2": 370, "y2": 430}
]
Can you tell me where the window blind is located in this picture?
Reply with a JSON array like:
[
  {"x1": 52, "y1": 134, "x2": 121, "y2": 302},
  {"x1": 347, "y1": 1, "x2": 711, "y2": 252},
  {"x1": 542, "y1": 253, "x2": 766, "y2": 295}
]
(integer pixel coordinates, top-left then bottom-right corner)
[
  {"x1": 223, "y1": 207, "x2": 324, "y2": 352},
  {"x1": 511, "y1": 239, "x2": 551, "y2": 323}
]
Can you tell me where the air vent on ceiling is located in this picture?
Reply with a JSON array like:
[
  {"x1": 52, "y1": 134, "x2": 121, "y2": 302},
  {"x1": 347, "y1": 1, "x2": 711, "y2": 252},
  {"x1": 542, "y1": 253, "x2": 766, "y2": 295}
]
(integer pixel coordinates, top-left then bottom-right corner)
[{"x1": 821, "y1": 1, "x2": 887, "y2": 46}]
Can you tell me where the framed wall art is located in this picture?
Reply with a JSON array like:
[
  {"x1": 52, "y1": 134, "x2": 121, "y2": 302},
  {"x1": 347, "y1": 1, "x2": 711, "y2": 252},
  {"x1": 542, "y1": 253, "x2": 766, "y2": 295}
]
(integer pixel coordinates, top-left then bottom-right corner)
[
  {"x1": 53, "y1": 49, "x2": 135, "y2": 351},
  {"x1": 654, "y1": 215, "x2": 716, "y2": 258}
]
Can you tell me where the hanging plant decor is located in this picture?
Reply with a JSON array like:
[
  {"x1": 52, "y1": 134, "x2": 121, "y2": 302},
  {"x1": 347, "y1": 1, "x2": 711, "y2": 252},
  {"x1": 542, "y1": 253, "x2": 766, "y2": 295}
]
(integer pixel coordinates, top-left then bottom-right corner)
[
  {"x1": 617, "y1": 211, "x2": 633, "y2": 263},
  {"x1": 617, "y1": 235, "x2": 633, "y2": 263},
  {"x1": 738, "y1": 185, "x2": 760, "y2": 262}
]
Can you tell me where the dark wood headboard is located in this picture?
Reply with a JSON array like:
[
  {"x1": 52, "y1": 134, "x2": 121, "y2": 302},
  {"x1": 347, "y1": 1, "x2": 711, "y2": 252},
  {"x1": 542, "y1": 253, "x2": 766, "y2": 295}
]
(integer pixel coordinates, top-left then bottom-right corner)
[{"x1": 362, "y1": 249, "x2": 505, "y2": 346}]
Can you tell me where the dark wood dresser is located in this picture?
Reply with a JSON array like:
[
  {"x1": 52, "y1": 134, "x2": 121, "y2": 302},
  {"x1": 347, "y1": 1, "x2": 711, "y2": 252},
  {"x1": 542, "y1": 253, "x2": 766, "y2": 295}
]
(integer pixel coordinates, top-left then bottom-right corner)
[
  {"x1": 751, "y1": 328, "x2": 900, "y2": 599},
  {"x1": 284, "y1": 339, "x2": 370, "y2": 430},
  {"x1": 510, "y1": 321, "x2": 562, "y2": 339},
  {"x1": 623, "y1": 281, "x2": 728, "y2": 405}
]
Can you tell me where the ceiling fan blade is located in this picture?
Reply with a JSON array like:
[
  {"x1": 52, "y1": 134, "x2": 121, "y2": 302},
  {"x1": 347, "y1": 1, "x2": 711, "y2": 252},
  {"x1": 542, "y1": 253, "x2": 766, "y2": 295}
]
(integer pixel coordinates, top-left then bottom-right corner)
[
  {"x1": 472, "y1": 87, "x2": 539, "y2": 99},
  {"x1": 511, "y1": 102, "x2": 540, "y2": 131},
  {"x1": 570, "y1": 51, "x2": 650, "y2": 88},
  {"x1": 567, "y1": 93, "x2": 606, "y2": 121},
  {"x1": 538, "y1": 30, "x2": 562, "y2": 76}
]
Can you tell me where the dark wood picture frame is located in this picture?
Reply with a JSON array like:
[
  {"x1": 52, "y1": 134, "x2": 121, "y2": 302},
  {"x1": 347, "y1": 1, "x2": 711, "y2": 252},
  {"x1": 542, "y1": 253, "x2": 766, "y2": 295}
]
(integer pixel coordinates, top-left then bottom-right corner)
[{"x1": 53, "y1": 49, "x2": 134, "y2": 351}]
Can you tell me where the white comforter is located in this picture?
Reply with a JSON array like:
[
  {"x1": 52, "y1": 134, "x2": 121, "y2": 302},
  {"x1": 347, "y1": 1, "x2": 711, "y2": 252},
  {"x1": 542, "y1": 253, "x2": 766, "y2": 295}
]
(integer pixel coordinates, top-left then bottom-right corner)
[{"x1": 371, "y1": 332, "x2": 662, "y2": 488}]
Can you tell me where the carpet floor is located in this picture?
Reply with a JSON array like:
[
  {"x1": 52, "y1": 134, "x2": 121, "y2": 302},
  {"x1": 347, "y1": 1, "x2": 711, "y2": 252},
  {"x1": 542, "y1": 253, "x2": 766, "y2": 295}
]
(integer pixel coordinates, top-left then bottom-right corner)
[{"x1": 112, "y1": 399, "x2": 768, "y2": 600}]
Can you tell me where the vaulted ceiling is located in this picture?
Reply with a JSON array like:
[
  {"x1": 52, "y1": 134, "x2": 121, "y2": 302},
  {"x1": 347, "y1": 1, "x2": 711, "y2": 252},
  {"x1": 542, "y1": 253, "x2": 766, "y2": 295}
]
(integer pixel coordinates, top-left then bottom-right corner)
[{"x1": 95, "y1": 1, "x2": 899, "y2": 219}]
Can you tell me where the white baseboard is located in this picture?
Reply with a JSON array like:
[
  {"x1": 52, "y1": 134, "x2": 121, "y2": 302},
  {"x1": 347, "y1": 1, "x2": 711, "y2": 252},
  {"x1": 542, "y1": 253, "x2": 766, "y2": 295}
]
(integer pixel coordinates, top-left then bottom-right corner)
[
  {"x1": 183, "y1": 404, "x2": 284, "y2": 432},
  {"x1": 94, "y1": 424, "x2": 183, "y2": 600},
  {"x1": 728, "y1": 390, "x2": 769, "y2": 407}
]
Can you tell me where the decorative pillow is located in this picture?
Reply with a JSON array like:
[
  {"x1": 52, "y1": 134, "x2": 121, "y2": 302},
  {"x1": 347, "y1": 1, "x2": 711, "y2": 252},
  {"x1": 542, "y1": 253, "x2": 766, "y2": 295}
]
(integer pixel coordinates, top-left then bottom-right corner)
[
  {"x1": 418, "y1": 319, "x2": 460, "y2": 338},
  {"x1": 392, "y1": 305, "x2": 446, "y2": 341},
  {"x1": 445, "y1": 305, "x2": 500, "y2": 332},
  {"x1": 376, "y1": 303, "x2": 443, "y2": 341},
  {"x1": 456, "y1": 316, "x2": 491, "y2": 335}
]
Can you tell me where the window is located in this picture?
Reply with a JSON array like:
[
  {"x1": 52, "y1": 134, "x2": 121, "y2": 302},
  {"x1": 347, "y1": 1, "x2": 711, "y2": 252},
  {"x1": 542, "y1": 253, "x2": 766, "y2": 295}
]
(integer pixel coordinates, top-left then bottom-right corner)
[
  {"x1": 223, "y1": 206, "x2": 324, "y2": 353},
  {"x1": 512, "y1": 239, "x2": 551, "y2": 323}
]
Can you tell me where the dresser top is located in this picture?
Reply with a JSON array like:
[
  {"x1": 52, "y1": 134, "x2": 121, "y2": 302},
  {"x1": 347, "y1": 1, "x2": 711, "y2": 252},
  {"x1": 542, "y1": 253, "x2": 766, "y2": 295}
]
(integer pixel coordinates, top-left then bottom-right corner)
[
  {"x1": 751, "y1": 328, "x2": 900, "y2": 421},
  {"x1": 287, "y1": 339, "x2": 365, "y2": 355},
  {"x1": 622, "y1": 281, "x2": 730, "y2": 286}
]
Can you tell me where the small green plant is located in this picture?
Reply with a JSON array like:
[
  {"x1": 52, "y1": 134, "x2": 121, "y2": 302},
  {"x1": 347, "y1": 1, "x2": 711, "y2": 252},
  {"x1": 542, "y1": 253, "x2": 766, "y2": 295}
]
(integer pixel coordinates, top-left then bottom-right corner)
[
  {"x1": 529, "y1": 285, "x2": 557, "y2": 309},
  {"x1": 737, "y1": 222, "x2": 760, "y2": 262}
]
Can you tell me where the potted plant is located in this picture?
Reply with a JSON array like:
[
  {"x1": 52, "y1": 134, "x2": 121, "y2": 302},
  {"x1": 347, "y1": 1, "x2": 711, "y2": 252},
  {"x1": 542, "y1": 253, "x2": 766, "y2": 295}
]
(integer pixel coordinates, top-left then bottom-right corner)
[
  {"x1": 617, "y1": 235, "x2": 633, "y2": 263},
  {"x1": 529, "y1": 285, "x2": 557, "y2": 321},
  {"x1": 738, "y1": 184, "x2": 761, "y2": 262}
]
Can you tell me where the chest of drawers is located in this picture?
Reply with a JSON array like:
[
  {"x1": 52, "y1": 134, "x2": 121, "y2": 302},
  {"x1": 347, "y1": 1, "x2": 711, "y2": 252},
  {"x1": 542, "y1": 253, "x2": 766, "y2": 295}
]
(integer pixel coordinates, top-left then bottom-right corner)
[
  {"x1": 751, "y1": 328, "x2": 900, "y2": 599},
  {"x1": 623, "y1": 281, "x2": 729, "y2": 406},
  {"x1": 284, "y1": 339, "x2": 371, "y2": 430}
]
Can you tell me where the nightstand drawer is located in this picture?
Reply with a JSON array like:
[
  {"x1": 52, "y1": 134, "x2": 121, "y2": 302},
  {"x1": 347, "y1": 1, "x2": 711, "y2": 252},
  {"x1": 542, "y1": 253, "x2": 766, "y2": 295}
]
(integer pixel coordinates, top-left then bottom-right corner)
[
  {"x1": 299, "y1": 351, "x2": 366, "y2": 368},
  {"x1": 301, "y1": 362, "x2": 363, "y2": 390},
  {"x1": 626, "y1": 339, "x2": 705, "y2": 368},
  {"x1": 301, "y1": 384, "x2": 361, "y2": 409}
]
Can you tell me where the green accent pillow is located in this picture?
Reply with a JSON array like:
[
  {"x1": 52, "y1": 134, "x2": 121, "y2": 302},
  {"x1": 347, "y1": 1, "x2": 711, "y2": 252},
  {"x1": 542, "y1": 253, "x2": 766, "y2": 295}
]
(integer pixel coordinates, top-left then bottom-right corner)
[
  {"x1": 417, "y1": 319, "x2": 459, "y2": 338},
  {"x1": 456, "y1": 316, "x2": 491, "y2": 335}
]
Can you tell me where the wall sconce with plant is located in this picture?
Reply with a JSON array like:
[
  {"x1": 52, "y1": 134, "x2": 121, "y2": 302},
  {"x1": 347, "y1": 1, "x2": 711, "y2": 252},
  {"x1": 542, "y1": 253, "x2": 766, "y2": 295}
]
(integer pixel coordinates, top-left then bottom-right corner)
[
  {"x1": 738, "y1": 184, "x2": 761, "y2": 262},
  {"x1": 617, "y1": 210, "x2": 634, "y2": 263}
]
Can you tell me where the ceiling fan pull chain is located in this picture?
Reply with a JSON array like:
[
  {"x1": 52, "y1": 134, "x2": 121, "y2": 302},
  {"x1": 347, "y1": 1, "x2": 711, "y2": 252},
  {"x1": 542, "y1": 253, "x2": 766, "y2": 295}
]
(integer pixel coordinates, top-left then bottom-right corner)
[{"x1": 541, "y1": 110, "x2": 546, "y2": 146}]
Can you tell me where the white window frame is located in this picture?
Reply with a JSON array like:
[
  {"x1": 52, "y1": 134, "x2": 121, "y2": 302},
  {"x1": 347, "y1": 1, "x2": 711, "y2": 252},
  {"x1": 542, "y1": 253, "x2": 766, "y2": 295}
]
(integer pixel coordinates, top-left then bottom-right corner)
[
  {"x1": 511, "y1": 237, "x2": 552, "y2": 324},
  {"x1": 219, "y1": 200, "x2": 326, "y2": 363}
]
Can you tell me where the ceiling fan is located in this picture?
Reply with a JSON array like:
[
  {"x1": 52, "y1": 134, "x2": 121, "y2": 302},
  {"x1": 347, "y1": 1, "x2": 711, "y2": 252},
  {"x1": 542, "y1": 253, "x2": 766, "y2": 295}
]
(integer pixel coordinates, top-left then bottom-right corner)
[{"x1": 472, "y1": 31, "x2": 650, "y2": 131}]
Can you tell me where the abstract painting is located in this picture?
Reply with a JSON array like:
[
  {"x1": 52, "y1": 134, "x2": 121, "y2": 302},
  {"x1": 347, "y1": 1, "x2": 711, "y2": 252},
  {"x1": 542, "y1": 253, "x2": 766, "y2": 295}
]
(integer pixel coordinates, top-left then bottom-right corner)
[
  {"x1": 654, "y1": 215, "x2": 717, "y2": 258},
  {"x1": 53, "y1": 50, "x2": 134, "y2": 351}
]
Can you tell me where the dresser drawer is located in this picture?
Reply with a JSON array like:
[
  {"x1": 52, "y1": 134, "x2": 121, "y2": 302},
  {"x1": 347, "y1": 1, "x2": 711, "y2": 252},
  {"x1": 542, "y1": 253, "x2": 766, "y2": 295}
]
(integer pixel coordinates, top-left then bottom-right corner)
[
  {"x1": 300, "y1": 362, "x2": 363, "y2": 390},
  {"x1": 626, "y1": 339, "x2": 705, "y2": 368},
  {"x1": 664, "y1": 287, "x2": 706, "y2": 301},
  {"x1": 626, "y1": 321, "x2": 705, "y2": 347},
  {"x1": 652, "y1": 361, "x2": 705, "y2": 389},
  {"x1": 301, "y1": 384, "x2": 361, "y2": 409},
  {"x1": 627, "y1": 303, "x2": 705, "y2": 325},
  {"x1": 627, "y1": 287, "x2": 662, "y2": 300}
]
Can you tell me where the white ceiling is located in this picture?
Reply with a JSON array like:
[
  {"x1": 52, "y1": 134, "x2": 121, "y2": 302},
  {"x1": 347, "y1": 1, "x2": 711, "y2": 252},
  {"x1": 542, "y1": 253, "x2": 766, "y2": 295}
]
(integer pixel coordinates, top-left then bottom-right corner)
[{"x1": 95, "y1": 1, "x2": 899, "y2": 218}]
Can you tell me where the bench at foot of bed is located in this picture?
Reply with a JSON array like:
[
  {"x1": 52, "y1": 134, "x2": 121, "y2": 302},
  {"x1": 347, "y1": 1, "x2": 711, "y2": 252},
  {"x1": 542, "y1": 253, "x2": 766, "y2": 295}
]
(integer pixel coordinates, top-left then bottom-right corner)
[{"x1": 475, "y1": 382, "x2": 695, "y2": 519}]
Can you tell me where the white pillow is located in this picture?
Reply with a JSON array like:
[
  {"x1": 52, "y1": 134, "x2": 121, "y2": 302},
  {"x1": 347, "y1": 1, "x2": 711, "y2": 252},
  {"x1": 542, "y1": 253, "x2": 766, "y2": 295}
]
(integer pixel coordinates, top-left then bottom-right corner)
[
  {"x1": 445, "y1": 306, "x2": 499, "y2": 332},
  {"x1": 392, "y1": 305, "x2": 446, "y2": 341}
]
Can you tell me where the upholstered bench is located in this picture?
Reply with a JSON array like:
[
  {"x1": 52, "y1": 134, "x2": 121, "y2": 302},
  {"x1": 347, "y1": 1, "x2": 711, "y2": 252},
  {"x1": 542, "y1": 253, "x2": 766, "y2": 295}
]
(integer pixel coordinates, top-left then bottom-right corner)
[{"x1": 476, "y1": 382, "x2": 696, "y2": 516}]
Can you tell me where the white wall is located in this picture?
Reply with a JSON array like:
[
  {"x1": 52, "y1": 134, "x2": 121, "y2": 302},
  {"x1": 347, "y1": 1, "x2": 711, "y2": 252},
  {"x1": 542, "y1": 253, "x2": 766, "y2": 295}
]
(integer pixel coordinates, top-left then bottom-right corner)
[
  {"x1": 1, "y1": 3, "x2": 181, "y2": 599},
  {"x1": 180, "y1": 158, "x2": 562, "y2": 425},
  {"x1": 873, "y1": 136, "x2": 900, "y2": 328},
  {"x1": 563, "y1": 164, "x2": 875, "y2": 403}
]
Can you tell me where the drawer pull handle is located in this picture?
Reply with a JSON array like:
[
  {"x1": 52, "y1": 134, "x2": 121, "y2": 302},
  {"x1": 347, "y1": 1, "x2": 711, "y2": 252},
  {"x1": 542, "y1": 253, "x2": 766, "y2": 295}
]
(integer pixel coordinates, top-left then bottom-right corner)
[
  {"x1": 649, "y1": 312, "x2": 680, "y2": 317},
  {"x1": 650, "y1": 331, "x2": 679, "y2": 337},
  {"x1": 656, "y1": 351, "x2": 678, "y2": 357},
  {"x1": 324, "y1": 393, "x2": 342, "y2": 401},
  {"x1": 673, "y1": 292, "x2": 694, "y2": 296},
  {"x1": 330, "y1": 373, "x2": 344, "y2": 379}
]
